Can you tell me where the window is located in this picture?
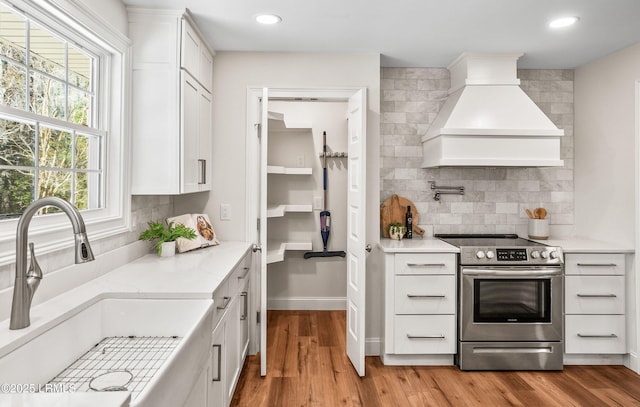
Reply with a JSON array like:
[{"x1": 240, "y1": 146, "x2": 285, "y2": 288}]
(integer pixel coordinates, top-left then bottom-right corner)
[
  {"x1": 1, "y1": 2, "x2": 102, "y2": 217},
  {"x1": 0, "y1": 0, "x2": 131, "y2": 265}
]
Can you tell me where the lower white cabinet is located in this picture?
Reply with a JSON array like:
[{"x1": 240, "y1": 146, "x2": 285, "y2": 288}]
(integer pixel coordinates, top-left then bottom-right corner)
[
  {"x1": 208, "y1": 252, "x2": 252, "y2": 407},
  {"x1": 564, "y1": 253, "x2": 626, "y2": 355},
  {"x1": 382, "y1": 251, "x2": 457, "y2": 365}
]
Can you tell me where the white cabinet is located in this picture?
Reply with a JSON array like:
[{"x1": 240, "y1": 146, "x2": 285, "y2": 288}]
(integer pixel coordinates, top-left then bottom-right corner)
[
  {"x1": 381, "y1": 251, "x2": 457, "y2": 365},
  {"x1": 208, "y1": 252, "x2": 252, "y2": 407},
  {"x1": 564, "y1": 253, "x2": 626, "y2": 355},
  {"x1": 128, "y1": 8, "x2": 214, "y2": 195}
]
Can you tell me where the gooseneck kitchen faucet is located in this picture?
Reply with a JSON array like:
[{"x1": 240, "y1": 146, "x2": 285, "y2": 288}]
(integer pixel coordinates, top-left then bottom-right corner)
[{"x1": 9, "y1": 197, "x2": 95, "y2": 330}]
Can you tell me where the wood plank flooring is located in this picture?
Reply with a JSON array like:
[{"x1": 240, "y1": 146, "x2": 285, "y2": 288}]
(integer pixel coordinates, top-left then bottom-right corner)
[{"x1": 230, "y1": 310, "x2": 640, "y2": 406}]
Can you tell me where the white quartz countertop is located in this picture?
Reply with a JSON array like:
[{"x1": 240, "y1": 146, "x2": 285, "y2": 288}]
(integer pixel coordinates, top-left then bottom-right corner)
[
  {"x1": 378, "y1": 237, "x2": 459, "y2": 253},
  {"x1": 0, "y1": 240, "x2": 252, "y2": 407},
  {"x1": 532, "y1": 237, "x2": 634, "y2": 253}
]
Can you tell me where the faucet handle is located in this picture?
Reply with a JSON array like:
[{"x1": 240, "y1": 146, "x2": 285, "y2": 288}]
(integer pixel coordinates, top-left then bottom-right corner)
[{"x1": 27, "y1": 242, "x2": 43, "y2": 282}]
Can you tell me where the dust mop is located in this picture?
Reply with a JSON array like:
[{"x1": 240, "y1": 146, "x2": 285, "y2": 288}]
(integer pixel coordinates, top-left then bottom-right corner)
[{"x1": 304, "y1": 131, "x2": 346, "y2": 259}]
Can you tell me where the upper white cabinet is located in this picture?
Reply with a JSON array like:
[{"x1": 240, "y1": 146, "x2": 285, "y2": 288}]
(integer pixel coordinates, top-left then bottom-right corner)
[{"x1": 128, "y1": 8, "x2": 214, "y2": 194}]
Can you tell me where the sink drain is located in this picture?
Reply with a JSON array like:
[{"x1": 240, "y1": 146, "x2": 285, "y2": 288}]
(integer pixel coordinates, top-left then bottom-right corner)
[{"x1": 89, "y1": 370, "x2": 133, "y2": 392}]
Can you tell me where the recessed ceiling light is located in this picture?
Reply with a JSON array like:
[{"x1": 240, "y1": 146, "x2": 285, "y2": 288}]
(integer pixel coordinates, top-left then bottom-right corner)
[
  {"x1": 549, "y1": 16, "x2": 579, "y2": 28},
  {"x1": 256, "y1": 14, "x2": 282, "y2": 25}
]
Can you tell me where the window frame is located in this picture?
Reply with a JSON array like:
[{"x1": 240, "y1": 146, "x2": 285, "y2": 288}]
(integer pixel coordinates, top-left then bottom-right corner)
[{"x1": 0, "y1": 0, "x2": 131, "y2": 266}]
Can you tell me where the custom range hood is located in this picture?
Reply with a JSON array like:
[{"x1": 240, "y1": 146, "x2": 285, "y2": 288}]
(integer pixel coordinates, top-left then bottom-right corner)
[{"x1": 422, "y1": 53, "x2": 564, "y2": 167}]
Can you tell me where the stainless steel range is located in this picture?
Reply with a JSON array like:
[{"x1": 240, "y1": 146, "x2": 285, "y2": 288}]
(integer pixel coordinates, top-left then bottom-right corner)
[{"x1": 436, "y1": 234, "x2": 564, "y2": 371}]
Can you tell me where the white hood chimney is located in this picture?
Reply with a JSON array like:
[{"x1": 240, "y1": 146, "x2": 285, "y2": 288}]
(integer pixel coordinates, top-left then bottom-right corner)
[{"x1": 422, "y1": 53, "x2": 564, "y2": 167}]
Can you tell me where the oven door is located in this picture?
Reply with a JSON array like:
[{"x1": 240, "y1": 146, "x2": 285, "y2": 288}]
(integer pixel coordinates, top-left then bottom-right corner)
[{"x1": 460, "y1": 266, "x2": 563, "y2": 342}]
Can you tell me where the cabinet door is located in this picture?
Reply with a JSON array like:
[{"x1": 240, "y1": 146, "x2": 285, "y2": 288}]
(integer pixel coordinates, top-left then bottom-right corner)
[
  {"x1": 181, "y1": 19, "x2": 200, "y2": 77},
  {"x1": 209, "y1": 321, "x2": 226, "y2": 407},
  {"x1": 199, "y1": 46, "x2": 213, "y2": 92},
  {"x1": 181, "y1": 71, "x2": 200, "y2": 193},
  {"x1": 240, "y1": 279, "x2": 250, "y2": 360},
  {"x1": 198, "y1": 88, "x2": 212, "y2": 191},
  {"x1": 225, "y1": 295, "x2": 241, "y2": 404}
]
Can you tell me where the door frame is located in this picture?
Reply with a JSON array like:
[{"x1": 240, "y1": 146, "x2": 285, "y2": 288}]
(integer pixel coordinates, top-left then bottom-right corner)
[{"x1": 245, "y1": 87, "x2": 368, "y2": 375}]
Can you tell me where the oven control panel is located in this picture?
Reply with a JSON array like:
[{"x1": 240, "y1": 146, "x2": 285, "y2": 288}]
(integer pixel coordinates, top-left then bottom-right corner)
[
  {"x1": 460, "y1": 247, "x2": 563, "y2": 265},
  {"x1": 496, "y1": 248, "x2": 527, "y2": 261}
]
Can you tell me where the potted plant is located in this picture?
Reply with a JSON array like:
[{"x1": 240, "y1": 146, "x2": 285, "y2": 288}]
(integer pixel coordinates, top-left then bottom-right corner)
[
  {"x1": 388, "y1": 222, "x2": 407, "y2": 241},
  {"x1": 139, "y1": 220, "x2": 197, "y2": 256}
]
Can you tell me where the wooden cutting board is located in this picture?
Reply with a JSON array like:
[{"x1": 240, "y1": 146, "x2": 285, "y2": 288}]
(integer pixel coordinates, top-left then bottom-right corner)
[{"x1": 380, "y1": 194, "x2": 425, "y2": 237}]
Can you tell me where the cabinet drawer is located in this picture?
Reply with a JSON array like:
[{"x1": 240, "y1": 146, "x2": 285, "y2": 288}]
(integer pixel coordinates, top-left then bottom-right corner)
[
  {"x1": 394, "y1": 253, "x2": 456, "y2": 275},
  {"x1": 565, "y1": 275, "x2": 625, "y2": 314},
  {"x1": 212, "y1": 279, "x2": 230, "y2": 327},
  {"x1": 393, "y1": 315, "x2": 456, "y2": 354},
  {"x1": 395, "y1": 275, "x2": 455, "y2": 314},
  {"x1": 228, "y1": 254, "x2": 251, "y2": 295},
  {"x1": 564, "y1": 253, "x2": 625, "y2": 275},
  {"x1": 565, "y1": 315, "x2": 626, "y2": 354}
]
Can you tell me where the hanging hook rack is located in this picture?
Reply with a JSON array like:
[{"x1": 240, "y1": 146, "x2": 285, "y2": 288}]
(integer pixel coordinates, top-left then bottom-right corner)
[
  {"x1": 319, "y1": 152, "x2": 348, "y2": 158},
  {"x1": 429, "y1": 181, "x2": 465, "y2": 201}
]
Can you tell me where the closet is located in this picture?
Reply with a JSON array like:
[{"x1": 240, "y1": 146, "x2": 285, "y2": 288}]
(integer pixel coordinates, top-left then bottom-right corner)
[{"x1": 249, "y1": 88, "x2": 368, "y2": 376}]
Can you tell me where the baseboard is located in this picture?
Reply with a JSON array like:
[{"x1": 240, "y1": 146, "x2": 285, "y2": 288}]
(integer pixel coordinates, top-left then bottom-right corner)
[
  {"x1": 267, "y1": 296, "x2": 346, "y2": 310},
  {"x1": 366, "y1": 337, "x2": 381, "y2": 356},
  {"x1": 626, "y1": 352, "x2": 639, "y2": 373},
  {"x1": 563, "y1": 354, "x2": 626, "y2": 365}
]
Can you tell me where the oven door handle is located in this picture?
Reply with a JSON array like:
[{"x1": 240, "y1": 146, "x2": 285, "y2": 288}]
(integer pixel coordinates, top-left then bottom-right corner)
[{"x1": 462, "y1": 267, "x2": 562, "y2": 277}]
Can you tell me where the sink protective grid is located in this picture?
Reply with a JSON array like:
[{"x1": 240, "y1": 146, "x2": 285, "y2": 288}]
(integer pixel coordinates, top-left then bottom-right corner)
[{"x1": 49, "y1": 335, "x2": 181, "y2": 399}]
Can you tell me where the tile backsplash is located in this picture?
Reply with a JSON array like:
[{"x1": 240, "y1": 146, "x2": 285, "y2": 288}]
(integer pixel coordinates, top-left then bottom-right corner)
[{"x1": 380, "y1": 68, "x2": 574, "y2": 236}]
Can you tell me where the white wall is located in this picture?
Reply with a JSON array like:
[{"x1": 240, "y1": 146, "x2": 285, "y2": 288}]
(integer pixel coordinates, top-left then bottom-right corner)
[
  {"x1": 78, "y1": 0, "x2": 128, "y2": 34},
  {"x1": 574, "y1": 43, "x2": 640, "y2": 245},
  {"x1": 181, "y1": 52, "x2": 382, "y2": 343}
]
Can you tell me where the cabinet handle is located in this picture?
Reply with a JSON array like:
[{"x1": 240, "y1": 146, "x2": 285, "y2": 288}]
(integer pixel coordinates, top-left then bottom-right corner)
[
  {"x1": 406, "y1": 334, "x2": 445, "y2": 339},
  {"x1": 217, "y1": 296, "x2": 231, "y2": 310},
  {"x1": 576, "y1": 294, "x2": 617, "y2": 298},
  {"x1": 577, "y1": 333, "x2": 618, "y2": 338},
  {"x1": 238, "y1": 267, "x2": 250, "y2": 279},
  {"x1": 198, "y1": 159, "x2": 206, "y2": 184},
  {"x1": 576, "y1": 263, "x2": 617, "y2": 267},
  {"x1": 240, "y1": 292, "x2": 248, "y2": 321},
  {"x1": 406, "y1": 294, "x2": 446, "y2": 299},
  {"x1": 211, "y1": 344, "x2": 222, "y2": 382},
  {"x1": 406, "y1": 263, "x2": 446, "y2": 268}
]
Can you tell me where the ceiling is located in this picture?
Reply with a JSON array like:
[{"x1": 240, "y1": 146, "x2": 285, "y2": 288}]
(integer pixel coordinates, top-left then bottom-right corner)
[{"x1": 121, "y1": 0, "x2": 640, "y2": 69}]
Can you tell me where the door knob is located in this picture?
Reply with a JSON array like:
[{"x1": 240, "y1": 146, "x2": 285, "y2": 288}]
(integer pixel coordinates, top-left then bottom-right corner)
[
  {"x1": 252, "y1": 244, "x2": 262, "y2": 253},
  {"x1": 365, "y1": 244, "x2": 372, "y2": 253}
]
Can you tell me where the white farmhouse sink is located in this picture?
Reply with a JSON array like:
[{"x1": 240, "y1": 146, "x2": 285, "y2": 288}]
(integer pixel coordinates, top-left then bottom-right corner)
[{"x1": 0, "y1": 297, "x2": 213, "y2": 407}]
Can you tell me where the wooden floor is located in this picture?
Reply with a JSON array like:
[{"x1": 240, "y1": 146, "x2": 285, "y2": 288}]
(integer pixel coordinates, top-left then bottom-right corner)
[{"x1": 231, "y1": 310, "x2": 640, "y2": 406}]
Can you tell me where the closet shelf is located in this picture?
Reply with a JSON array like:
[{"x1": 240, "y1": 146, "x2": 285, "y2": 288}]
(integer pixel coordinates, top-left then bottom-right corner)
[
  {"x1": 266, "y1": 241, "x2": 313, "y2": 264},
  {"x1": 267, "y1": 165, "x2": 312, "y2": 175},
  {"x1": 267, "y1": 204, "x2": 313, "y2": 218},
  {"x1": 268, "y1": 111, "x2": 312, "y2": 133}
]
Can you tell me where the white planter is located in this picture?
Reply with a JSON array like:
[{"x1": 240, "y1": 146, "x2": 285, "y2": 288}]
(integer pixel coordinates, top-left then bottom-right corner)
[{"x1": 160, "y1": 241, "x2": 176, "y2": 257}]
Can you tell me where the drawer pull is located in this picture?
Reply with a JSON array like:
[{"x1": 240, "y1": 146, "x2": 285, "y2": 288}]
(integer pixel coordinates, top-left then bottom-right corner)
[
  {"x1": 240, "y1": 292, "x2": 248, "y2": 320},
  {"x1": 577, "y1": 263, "x2": 617, "y2": 267},
  {"x1": 407, "y1": 294, "x2": 446, "y2": 299},
  {"x1": 238, "y1": 266, "x2": 250, "y2": 279},
  {"x1": 576, "y1": 294, "x2": 617, "y2": 298},
  {"x1": 211, "y1": 344, "x2": 222, "y2": 382},
  {"x1": 217, "y1": 296, "x2": 231, "y2": 310},
  {"x1": 577, "y1": 333, "x2": 618, "y2": 338},
  {"x1": 406, "y1": 263, "x2": 446, "y2": 268},
  {"x1": 406, "y1": 334, "x2": 445, "y2": 339}
]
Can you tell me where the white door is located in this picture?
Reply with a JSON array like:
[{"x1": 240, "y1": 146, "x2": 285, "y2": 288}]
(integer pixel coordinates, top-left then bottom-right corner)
[
  {"x1": 346, "y1": 89, "x2": 367, "y2": 376},
  {"x1": 259, "y1": 88, "x2": 269, "y2": 376}
]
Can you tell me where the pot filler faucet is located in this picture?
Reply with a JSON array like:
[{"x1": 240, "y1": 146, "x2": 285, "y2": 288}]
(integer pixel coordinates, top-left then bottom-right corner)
[{"x1": 10, "y1": 197, "x2": 95, "y2": 330}]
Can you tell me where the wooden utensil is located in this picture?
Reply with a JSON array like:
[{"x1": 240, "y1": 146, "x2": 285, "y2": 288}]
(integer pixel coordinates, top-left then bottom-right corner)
[
  {"x1": 380, "y1": 194, "x2": 425, "y2": 237},
  {"x1": 534, "y1": 207, "x2": 547, "y2": 219},
  {"x1": 525, "y1": 209, "x2": 534, "y2": 219}
]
